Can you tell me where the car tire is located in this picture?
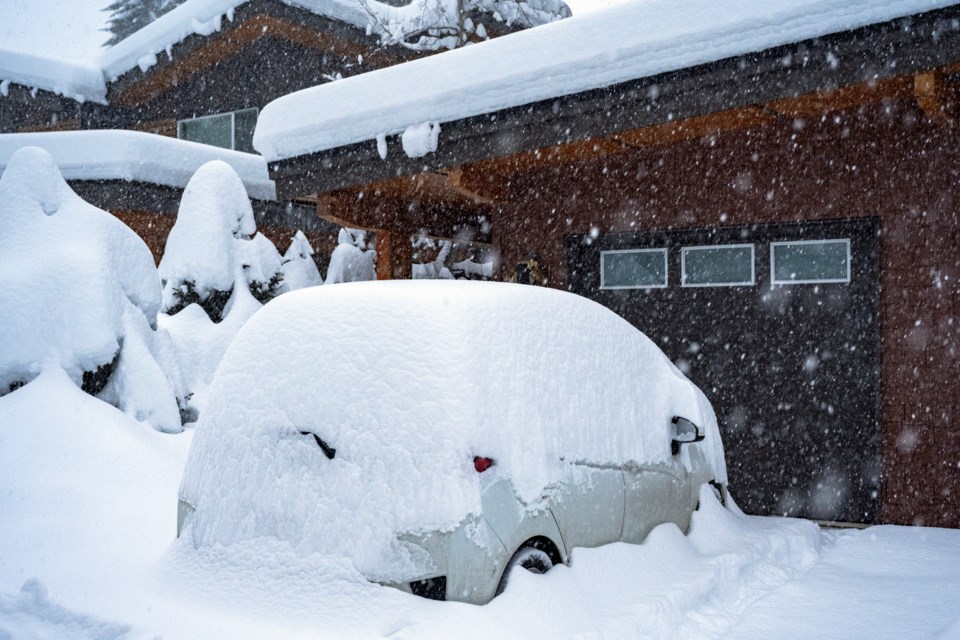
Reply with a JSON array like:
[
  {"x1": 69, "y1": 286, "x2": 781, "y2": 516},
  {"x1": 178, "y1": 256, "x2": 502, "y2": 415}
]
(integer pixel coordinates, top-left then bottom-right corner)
[
  {"x1": 696, "y1": 481, "x2": 726, "y2": 510},
  {"x1": 495, "y1": 545, "x2": 554, "y2": 596}
]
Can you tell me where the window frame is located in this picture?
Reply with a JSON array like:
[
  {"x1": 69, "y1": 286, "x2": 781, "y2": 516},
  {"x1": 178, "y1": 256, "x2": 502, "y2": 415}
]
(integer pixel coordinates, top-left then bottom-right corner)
[
  {"x1": 599, "y1": 248, "x2": 668, "y2": 290},
  {"x1": 176, "y1": 107, "x2": 258, "y2": 151},
  {"x1": 770, "y1": 238, "x2": 851, "y2": 285},
  {"x1": 680, "y1": 243, "x2": 756, "y2": 288}
]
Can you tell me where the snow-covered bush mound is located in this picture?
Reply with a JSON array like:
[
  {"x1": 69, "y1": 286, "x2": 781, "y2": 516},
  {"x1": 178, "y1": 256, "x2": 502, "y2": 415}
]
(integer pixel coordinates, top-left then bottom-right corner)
[
  {"x1": 180, "y1": 281, "x2": 726, "y2": 580},
  {"x1": 158, "y1": 160, "x2": 284, "y2": 322},
  {"x1": 0, "y1": 147, "x2": 181, "y2": 431},
  {"x1": 325, "y1": 227, "x2": 376, "y2": 284},
  {"x1": 281, "y1": 230, "x2": 322, "y2": 290}
]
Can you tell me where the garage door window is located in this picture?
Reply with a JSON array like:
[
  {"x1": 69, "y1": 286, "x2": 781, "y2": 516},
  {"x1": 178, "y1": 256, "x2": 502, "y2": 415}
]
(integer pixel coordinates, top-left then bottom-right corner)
[
  {"x1": 681, "y1": 244, "x2": 754, "y2": 287},
  {"x1": 600, "y1": 249, "x2": 667, "y2": 289},
  {"x1": 771, "y1": 239, "x2": 850, "y2": 284}
]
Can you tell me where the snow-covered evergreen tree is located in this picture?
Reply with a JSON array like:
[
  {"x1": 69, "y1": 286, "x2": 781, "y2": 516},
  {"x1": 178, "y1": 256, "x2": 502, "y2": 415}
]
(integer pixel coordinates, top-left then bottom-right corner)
[
  {"x1": 363, "y1": 0, "x2": 570, "y2": 51},
  {"x1": 0, "y1": 147, "x2": 183, "y2": 432},
  {"x1": 282, "y1": 231, "x2": 324, "y2": 290},
  {"x1": 325, "y1": 228, "x2": 377, "y2": 284},
  {"x1": 102, "y1": 0, "x2": 186, "y2": 46},
  {"x1": 158, "y1": 160, "x2": 284, "y2": 322}
]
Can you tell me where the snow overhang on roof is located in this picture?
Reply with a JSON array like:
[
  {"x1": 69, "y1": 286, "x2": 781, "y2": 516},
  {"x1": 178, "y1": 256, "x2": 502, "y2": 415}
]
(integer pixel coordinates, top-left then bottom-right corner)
[
  {"x1": 0, "y1": 50, "x2": 107, "y2": 104},
  {"x1": 0, "y1": 0, "x2": 569, "y2": 104},
  {"x1": 0, "y1": 130, "x2": 276, "y2": 201},
  {"x1": 253, "y1": 0, "x2": 960, "y2": 163}
]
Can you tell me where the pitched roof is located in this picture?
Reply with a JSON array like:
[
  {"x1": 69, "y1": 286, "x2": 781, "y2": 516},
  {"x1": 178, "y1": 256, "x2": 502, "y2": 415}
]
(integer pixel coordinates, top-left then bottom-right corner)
[
  {"x1": 253, "y1": 0, "x2": 958, "y2": 162},
  {"x1": 0, "y1": 0, "x2": 568, "y2": 105},
  {"x1": 0, "y1": 130, "x2": 275, "y2": 199}
]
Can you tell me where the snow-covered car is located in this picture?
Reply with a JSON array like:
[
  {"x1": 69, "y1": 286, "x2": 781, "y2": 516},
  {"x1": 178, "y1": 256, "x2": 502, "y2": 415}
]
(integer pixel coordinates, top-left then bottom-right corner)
[{"x1": 176, "y1": 281, "x2": 727, "y2": 604}]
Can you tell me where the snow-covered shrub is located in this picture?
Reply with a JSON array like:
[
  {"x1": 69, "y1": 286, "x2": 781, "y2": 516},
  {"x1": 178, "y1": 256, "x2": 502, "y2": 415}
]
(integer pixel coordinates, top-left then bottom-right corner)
[
  {"x1": 367, "y1": 0, "x2": 570, "y2": 51},
  {"x1": 411, "y1": 234, "x2": 454, "y2": 279},
  {"x1": 0, "y1": 147, "x2": 182, "y2": 432},
  {"x1": 282, "y1": 231, "x2": 323, "y2": 290},
  {"x1": 158, "y1": 161, "x2": 284, "y2": 322},
  {"x1": 325, "y1": 228, "x2": 377, "y2": 284}
]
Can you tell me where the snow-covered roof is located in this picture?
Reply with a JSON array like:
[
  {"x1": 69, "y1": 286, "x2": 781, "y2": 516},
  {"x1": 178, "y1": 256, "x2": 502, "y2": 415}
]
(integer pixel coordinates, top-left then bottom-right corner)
[
  {"x1": 253, "y1": 0, "x2": 957, "y2": 162},
  {"x1": 0, "y1": 130, "x2": 276, "y2": 201},
  {"x1": 0, "y1": 50, "x2": 107, "y2": 104},
  {"x1": 0, "y1": 0, "x2": 567, "y2": 105}
]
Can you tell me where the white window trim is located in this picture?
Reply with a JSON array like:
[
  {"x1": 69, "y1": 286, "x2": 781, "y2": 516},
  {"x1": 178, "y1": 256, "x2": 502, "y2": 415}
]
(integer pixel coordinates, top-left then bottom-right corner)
[
  {"x1": 680, "y1": 243, "x2": 755, "y2": 288},
  {"x1": 599, "y1": 248, "x2": 668, "y2": 290},
  {"x1": 770, "y1": 238, "x2": 851, "y2": 285},
  {"x1": 176, "y1": 108, "x2": 258, "y2": 151}
]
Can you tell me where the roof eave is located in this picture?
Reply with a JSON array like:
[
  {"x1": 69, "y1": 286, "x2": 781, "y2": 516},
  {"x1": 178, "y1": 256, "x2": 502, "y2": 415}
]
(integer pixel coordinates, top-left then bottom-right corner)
[{"x1": 266, "y1": 4, "x2": 960, "y2": 199}]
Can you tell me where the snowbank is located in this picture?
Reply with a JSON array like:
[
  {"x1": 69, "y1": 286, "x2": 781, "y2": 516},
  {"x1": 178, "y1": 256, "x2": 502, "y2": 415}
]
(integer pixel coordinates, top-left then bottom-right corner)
[
  {"x1": 3, "y1": 358, "x2": 960, "y2": 638},
  {"x1": 179, "y1": 281, "x2": 725, "y2": 580},
  {"x1": 0, "y1": 146, "x2": 181, "y2": 431},
  {"x1": 0, "y1": 130, "x2": 275, "y2": 200},
  {"x1": 254, "y1": 0, "x2": 957, "y2": 161}
]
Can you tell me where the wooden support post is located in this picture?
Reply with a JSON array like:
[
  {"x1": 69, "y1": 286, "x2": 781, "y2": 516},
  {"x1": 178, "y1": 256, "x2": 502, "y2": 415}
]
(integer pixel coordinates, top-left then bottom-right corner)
[{"x1": 373, "y1": 229, "x2": 412, "y2": 280}]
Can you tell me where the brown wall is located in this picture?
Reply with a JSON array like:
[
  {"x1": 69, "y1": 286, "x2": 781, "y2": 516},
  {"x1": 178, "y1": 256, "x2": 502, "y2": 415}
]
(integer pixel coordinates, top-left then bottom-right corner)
[{"x1": 490, "y1": 100, "x2": 960, "y2": 527}]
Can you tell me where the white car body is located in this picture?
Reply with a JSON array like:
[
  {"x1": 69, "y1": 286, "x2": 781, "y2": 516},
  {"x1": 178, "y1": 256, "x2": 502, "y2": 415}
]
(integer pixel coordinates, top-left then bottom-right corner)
[{"x1": 177, "y1": 281, "x2": 727, "y2": 605}]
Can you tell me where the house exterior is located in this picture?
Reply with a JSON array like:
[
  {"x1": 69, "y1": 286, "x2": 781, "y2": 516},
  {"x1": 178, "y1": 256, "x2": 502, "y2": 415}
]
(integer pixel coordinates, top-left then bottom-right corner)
[
  {"x1": 254, "y1": 1, "x2": 960, "y2": 527},
  {"x1": 0, "y1": 0, "x2": 568, "y2": 265}
]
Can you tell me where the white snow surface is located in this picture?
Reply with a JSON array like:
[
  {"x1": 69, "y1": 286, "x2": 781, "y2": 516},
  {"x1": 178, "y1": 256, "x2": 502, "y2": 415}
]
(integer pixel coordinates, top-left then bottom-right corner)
[
  {"x1": 282, "y1": 230, "x2": 324, "y2": 289},
  {"x1": 0, "y1": 49, "x2": 106, "y2": 103},
  {"x1": 158, "y1": 160, "x2": 269, "y2": 305},
  {"x1": 178, "y1": 281, "x2": 726, "y2": 581},
  {"x1": 254, "y1": 0, "x2": 956, "y2": 161},
  {"x1": 0, "y1": 147, "x2": 160, "y2": 392},
  {"x1": 0, "y1": 130, "x2": 276, "y2": 200},
  {"x1": 2, "y1": 317, "x2": 960, "y2": 639}
]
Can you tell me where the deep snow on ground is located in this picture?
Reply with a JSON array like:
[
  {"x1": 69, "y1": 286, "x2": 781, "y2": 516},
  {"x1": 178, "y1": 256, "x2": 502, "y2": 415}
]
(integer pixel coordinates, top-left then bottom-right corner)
[{"x1": 2, "y1": 367, "x2": 960, "y2": 639}]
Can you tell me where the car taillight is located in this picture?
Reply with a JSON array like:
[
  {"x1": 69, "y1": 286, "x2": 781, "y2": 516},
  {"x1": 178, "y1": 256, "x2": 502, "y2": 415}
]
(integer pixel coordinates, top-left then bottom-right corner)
[{"x1": 474, "y1": 456, "x2": 494, "y2": 473}]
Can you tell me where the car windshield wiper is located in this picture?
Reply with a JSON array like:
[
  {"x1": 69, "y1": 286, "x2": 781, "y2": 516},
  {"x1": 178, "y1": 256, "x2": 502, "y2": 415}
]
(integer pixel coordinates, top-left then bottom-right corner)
[{"x1": 299, "y1": 431, "x2": 336, "y2": 460}]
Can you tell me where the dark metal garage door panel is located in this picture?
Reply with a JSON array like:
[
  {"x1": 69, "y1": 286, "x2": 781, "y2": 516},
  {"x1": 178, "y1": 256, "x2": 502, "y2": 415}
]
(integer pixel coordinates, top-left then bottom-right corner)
[{"x1": 565, "y1": 218, "x2": 881, "y2": 523}]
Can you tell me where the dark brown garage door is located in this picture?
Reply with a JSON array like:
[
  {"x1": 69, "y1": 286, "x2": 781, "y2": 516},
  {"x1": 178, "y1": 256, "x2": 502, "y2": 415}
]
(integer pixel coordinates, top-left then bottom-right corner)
[{"x1": 565, "y1": 218, "x2": 881, "y2": 523}]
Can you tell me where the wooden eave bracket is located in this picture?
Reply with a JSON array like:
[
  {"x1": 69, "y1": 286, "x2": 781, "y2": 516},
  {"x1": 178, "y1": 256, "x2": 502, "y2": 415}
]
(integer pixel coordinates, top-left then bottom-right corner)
[{"x1": 914, "y1": 71, "x2": 958, "y2": 123}]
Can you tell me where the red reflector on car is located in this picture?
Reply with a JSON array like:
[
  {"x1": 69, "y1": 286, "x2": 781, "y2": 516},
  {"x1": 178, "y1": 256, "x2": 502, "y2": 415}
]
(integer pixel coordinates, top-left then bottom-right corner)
[{"x1": 473, "y1": 456, "x2": 494, "y2": 473}]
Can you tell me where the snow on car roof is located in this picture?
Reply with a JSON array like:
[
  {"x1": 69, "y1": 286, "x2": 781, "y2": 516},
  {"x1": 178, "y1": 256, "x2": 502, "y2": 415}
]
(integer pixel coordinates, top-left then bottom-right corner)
[
  {"x1": 0, "y1": 130, "x2": 275, "y2": 200},
  {"x1": 179, "y1": 280, "x2": 725, "y2": 580},
  {"x1": 253, "y1": 0, "x2": 955, "y2": 161}
]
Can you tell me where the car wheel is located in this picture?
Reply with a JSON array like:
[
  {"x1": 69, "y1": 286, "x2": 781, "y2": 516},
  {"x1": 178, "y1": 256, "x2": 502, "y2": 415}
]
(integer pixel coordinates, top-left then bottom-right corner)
[
  {"x1": 495, "y1": 545, "x2": 554, "y2": 596},
  {"x1": 697, "y1": 481, "x2": 725, "y2": 510}
]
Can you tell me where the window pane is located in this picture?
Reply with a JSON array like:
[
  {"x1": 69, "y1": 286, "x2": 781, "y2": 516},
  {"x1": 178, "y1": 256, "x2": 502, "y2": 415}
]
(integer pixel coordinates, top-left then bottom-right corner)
[
  {"x1": 178, "y1": 114, "x2": 232, "y2": 149},
  {"x1": 683, "y1": 245, "x2": 753, "y2": 286},
  {"x1": 601, "y1": 250, "x2": 666, "y2": 288},
  {"x1": 233, "y1": 108, "x2": 258, "y2": 153},
  {"x1": 772, "y1": 240, "x2": 850, "y2": 283}
]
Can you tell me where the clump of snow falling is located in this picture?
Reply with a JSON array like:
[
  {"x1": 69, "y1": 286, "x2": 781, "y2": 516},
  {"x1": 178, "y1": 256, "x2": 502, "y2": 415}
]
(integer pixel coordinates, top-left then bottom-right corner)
[
  {"x1": 0, "y1": 147, "x2": 181, "y2": 432},
  {"x1": 179, "y1": 281, "x2": 726, "y2": 581},
  {"x1": 282, "y1": 230, "x2": 323, "y2": 290},
  {"x1": 401, "y1": 122, "x2": 441, "y2": 158},
  {"x1": 324, "y1": 228, "x2": 376, "y2": 284}
]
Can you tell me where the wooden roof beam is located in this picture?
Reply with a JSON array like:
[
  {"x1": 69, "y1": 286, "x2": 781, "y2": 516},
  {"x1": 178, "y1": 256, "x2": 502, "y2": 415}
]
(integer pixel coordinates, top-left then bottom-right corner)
[{"x1": 914, "y1": 71, "x2": 958, "y2": 122}]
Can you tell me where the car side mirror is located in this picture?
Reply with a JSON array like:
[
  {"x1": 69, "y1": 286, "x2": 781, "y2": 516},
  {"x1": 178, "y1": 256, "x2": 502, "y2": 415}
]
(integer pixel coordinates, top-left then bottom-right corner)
[{"x1": 671, "y1": 416, "x2": 704, "y2": 455}]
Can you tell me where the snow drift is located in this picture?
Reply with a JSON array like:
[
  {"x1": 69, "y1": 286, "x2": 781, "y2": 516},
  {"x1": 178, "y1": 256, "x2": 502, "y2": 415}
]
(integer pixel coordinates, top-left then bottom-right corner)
[
  {"x1": 179, "y1": 280, "x2": 726, "y2": 580},
  {"x1": 0, "y1": 146, "x2": 181, "y2": 431}
]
